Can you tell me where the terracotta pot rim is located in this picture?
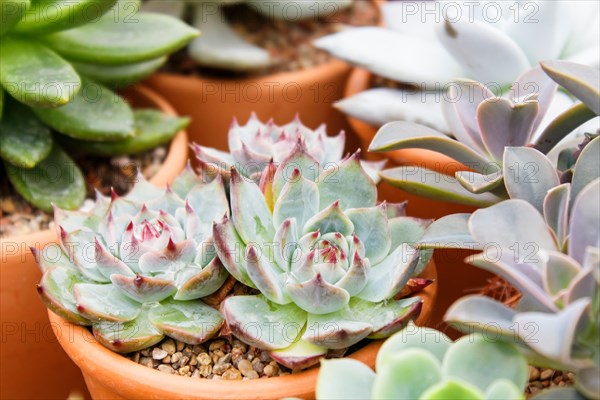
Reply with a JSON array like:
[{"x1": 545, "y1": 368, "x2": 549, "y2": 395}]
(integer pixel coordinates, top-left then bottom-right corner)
[
  {"x1": 49, "y1": 260, "x2": 437, "y2": 399},
  {"x1": 0, "y1": 84, "x2": 189, "y2": 249}
]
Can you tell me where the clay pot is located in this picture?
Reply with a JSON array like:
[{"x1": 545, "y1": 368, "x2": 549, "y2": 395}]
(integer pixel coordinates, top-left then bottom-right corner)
[
  {"x1": 0, "y1": 85, "x2": 189, "y2": 400},
  {"x1": 48, "y1": 260, "x2": 436, "y2": 400},
  {"x1": 145, "y1": 61, "x2": 362, "y2": 153}
]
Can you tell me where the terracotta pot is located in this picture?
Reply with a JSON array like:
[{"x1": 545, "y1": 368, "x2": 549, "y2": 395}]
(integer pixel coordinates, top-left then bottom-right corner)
[
  {"x1": 48, "y1": 261, "x2": 436, "y2": 400},
  {"x1": 145, "y1": 61, "x2": 362, "y2": 153},
  {"x1": 0, "y1": 85, "x2": 189, "y2": 400}
]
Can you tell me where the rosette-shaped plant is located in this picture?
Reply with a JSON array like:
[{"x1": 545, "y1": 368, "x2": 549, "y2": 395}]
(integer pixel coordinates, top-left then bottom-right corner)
[
  {"x1": 142, "y1": 0, "x2": 352, "y2": 71},
  {"x1": 421, "y1": 170, "x2": 600, "y2": 398},
  {"x1": 315, "y1": 1, "x2": 599, "y2": 131},
  {"x1": 368, "y1": 61, "x2": 600, "y2": 207},
  {"x1": 193, "y1": 113, "x2": 384, "y2": 183},
  {"x1": 35, "y1": 165, "x2": 230, "y2": 353},
  {"x1": 317, "y1": 324, "x2": 528, "y2": 400},
  {"x1": 212, "y1": 143, "x2": 432, "y2": 369},
  {"x1": 0, "y1": 0, "x2": 197, "y2": 211}
]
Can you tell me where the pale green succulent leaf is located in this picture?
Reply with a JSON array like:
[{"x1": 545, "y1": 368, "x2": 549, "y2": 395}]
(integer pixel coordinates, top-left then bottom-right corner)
[
  {"x1": 0, "y1": 37, "x2": 80, "y2": 107},
  {"x1": 372, "y1": 349, "x2": 442, "y2": 400},
  {"x1": 32, "y1": 243, "x2": 78, "y2": 274},
  {"x1": 503, "y1": 147, "x2": 560, "y2": 213},
  {"x1": 381, "y1": 167, "x2": 503, "y2": 207},
  {"x1": 230, "y1": 168, "x2": 275, "y2": 244},
  {"x1": 14, "y1": 0, "x2": 117, "y2": 35},
  {"x1": 73, "y1": 283, "x2": 141, "y2": 322},
  {"x1": 484, "y1": 379, "x2": 525, "y2": 400},
  {"x1": 110, "y1": 274, "x2": 176, "y2": 303},
  {"x1": 71, "y1": 57, "x2": 166, "y2": 87},
  {"x1": 569, "y1": 179, "x2": 600, "y2": 265},
  {"x1": 5, "y1": 144, "x2": 85, "y2": 212},
  {"x1": 388, "y1": 216, "x2": 433, "y2": 275},
  {"x1": 269, "y1": 338, "x2": 328, "y2": 370},
  {"x1": 304, "y1": 316, "x2": 371, "y2": 350},
  {"x1": 245, "y1": 244, "x2": 290, "y2": 304},
  {"x1": 420, "y1": 380, "x2": 485, "y2": 400},
  {"x1": 376, "y1": 322, "x2": 451, "y2": 369},
  {"x1": 171, "y1": 162, "x2": 204, "y2": 199},
  {"x1": 346, "y1": 205, "x2": 391, "y2": 265},
  {"x1": 358, "y1": 244, "x2": 419, "y2": 302},
  {"x1": 148, "y1": 298, "x2": 223, "y2": 344},
  {"x1": 541, "y1": 60, "x2": 600, "y2": 115},
  {"x1": 334, "y1": 252, "x2": 369, "y2": 297},
  {"x1": 222, "y1": 295, "x2": 307, "y2": 350},
  {"x1": 38, "y1": 267, "x2": 90, "y2": 326},
  {"x1": 287, "y1": 273, "x2": 350, "y2": 315},
  {"x1": 273, "y1": 174, "x2": 319, "y2": 235},
  {"x1": 93, "y1": 238, "x2": 135, "y2": 280},
  {"x1": 542, "y1": 251, "x2": 581, "y2": 297},
  {"x1": 93, "y1": 307, "x2": 163, "y2": 353},
  {"x1": 302, "y1": 201, "x2": 354, "y2": 236},
  {"x1": 42, "y1": 12, "x2": 198, "y2": 65},
  {"x1": 533, "y1": 103, "x2": 596, "y2": 154},
  {"x1": 442, "y1": 334, "x2": 529, "y2": 392},
  {"x1": 273, "y1": 143, "x2": 321, "y2": 199},
  {"x1": 316, "y1": 359, "x2": 375, "y2": 400},
  {"x1": 34, "y1": 79, "x2": 134, "y2": 141},
  {"x1": 0, "y1": 99, "x2": 52, "y2": 168},
  {"x1": 317, "y1": 153, "x2": 377, "y2": 211},
  {"x1": 531, "y1": 388, "x2": 587, "y2": 400},
  {"x1": 358, "y1": 296, "x2": 422, "y2": 339},
  {"x1": 575, "y1": 367, "x2": 600, "y2": 400},
  {"x1": 213, "y1": 216, "x2": 256, "y2": 288},
  {"x1": 273, "y1": 219, "x2": 298, "y2": 272},
  {"x1": 174, "y1": 258, "x2": 229, "y2": 301},
  {"x1": 418, "y1": 214, "x2": 477, "y2": 250},
  {"x1": 0, "y1": 0, "x2": 30, "y2": 35}
]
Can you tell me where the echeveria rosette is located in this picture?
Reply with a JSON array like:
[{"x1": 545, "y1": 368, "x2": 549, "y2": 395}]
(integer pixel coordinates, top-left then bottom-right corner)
[
  {"x1": 316, "y1": 323, "x2": 528, "y2": 400},
  {"x1": 315, "y1": 1, "x2": 599, "y2": 132},
  {"x1": 0, "y1": 0, "x2": 197, "y2": 211},
  {"x1": 35, "y1": 165, "x2": 230, "y2": 353},
  {"x1": 193, "y1": 113, "x2": 385, "y2": 183},
  {"x1": 142, "y1": 0, "x2": 352, "y2": 71},
  {"x1": 421, "y1": 177, "x2": 600, "y2": 398},
  {"x1": 368, "y1": 62, "x2": 600, "y2": 208},
  {"x1": 212, "y1": 145, "x2": 432, "y2": 369}
]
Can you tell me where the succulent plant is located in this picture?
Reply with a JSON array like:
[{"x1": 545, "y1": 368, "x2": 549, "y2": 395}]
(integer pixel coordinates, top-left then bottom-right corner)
[
  {"x1": 316, "y1": 323, "x2": 529, "y2": 400},
  {"x1": 192, "y1": 113, "x2": 385, "y2": 183},
  {"x1": 420, "y1": 171, "x2": 600, "y2": 399},
  {"x1": 367, "y1": 61, "x2": 599, "y2": 208},
  {"x1": 142, "y1": 0, "x2": 352, "y2": 71},
  {"x1": 0, "y1": 0, "x2": 197, "y2": 211},
  {"x1": 315, "y1": 1, "x2": 599, "y2": 132},
  {"x1": 211, "y1": 142, "x2": 433, "y2": 369},
  {"x1": 35, "y1": 165, "x2": 230, "y2": 353}
]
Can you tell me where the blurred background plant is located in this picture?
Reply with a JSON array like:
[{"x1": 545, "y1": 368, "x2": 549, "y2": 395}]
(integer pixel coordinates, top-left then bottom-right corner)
[
  {"x1": 142, "y1": 0, "x2": 353, "y2": 72},
  {"x1": 0, "y1": 0, "x2": 196, "y2": 212},
  {"x1": 315, "y1": 1, "x2": 599, "y2": 133}
]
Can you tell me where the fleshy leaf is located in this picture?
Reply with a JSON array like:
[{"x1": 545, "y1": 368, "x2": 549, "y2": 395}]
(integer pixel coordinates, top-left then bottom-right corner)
[
  {"x1": 346, "y1": 205, "x2": 391, "y2": 266},
  {"x1": 569, "y1": 179, "x2": 600, "y2": 265},
  {"x1": 380, "y1": 166, "x2": 503, "y2": 207},
  {"x1": 110, "y1": 274, "x2": 176, "y2": 303},
  {"x1": 388, "y1": 216, "x2": 433, "y2": 274},
  {"x1": 174, "y1": 257, "x2": 229, "y2": 300},
  {"x1": 484, "y1": 379, "x2": 525, "y2": 400},
  {"x1": 0, "y1": 0, "x2": 30, "y2": 35},
  {"x1": 273, "y1": 219, "x2": 298, "y2": 272},
  {"x1": 38, "y1": 267, "x2": 90, "y2": 326},
  {"x1": 542, "y1": 251, "x2": 581, "y2": 297},
  {"x1": 34, "y1": 79, "x2": 134, "y2": 141},
  {"x1": 443, "y1": 334, "x2": 529, "y2": 392},
  {"x1": 0, "y1": 99, "x2": 52, "y2": 168},
  {"x1": 418, "y1": 214, "x2": 476, "y2": 249},
  {"x1": 5, "y1": 144, "x2": 85, "y2": 212},
  {"x1": 541, "y1": 60, "x2": 600, "y2": 115},
  {"x1": 273, "y1": 170, "x2": 319, "y2": 235},
  {"x1": 316, "y1": 359, "x2": 376, "y2": 400},
  {"x1": 272, "y1": 140, "x2": 321, "y2": 199},
  {"x1": 230, "y1": 168, "x2": 274, "y2": 244},
  {"x1": 317, "y1": 152, "x2": 377, "y2": 211},
  {"x1": 0, "y1": 37, "x2": 80, "y2": 108},
  {"x1": 303, "y1": 201, "x2": 354, "y2": 236},
  {"x1": 42, "y1": 12, "x2": 198, "y2": 65},
  {"x1": 269, "y1": 339, "x2": 328, "y2": 370},
  {"x1": 287, "y1": 273, "x2": 350, "y2": 314},
  {"x1": 371, "y1": 349, "x2": 442, "y2": 400},
  {"x1": 59, "y1": 109, "x2": 187, "y2": 156},
  {"x1": 444, "y1": 295, "x2": 518, "y2": 339},
  {"x1": 335, "y1": 252, "x2": 369, "y2": 297},
  {"x1": 93, "y1": 307, "x2": 163, "y2": 354},
  {"x1": 533, "y1": 103, "x2": 596, "y2": 154},
  {"x1": 73, "y1": 283, "x2": 141, "y2": 322},
  {"x1": 571, "y1": 137, "x2": 600, "y2": 207},
  {"x1": 222, "y1": 295, "x2": 307, "y2": 350},
  {"x1": 148, "y1": 298, "x2": 223, "y2": 344},
  {"x1": 213, "y1": 216, "x2": 255, "y2": 287},
  {"x1": 543, "y1": 184, "x2": 571, "y2": 245},
  {"x1": 420, "y1": 380, "x2": 485, "y2": 400},
  {"x1": 503, "y1": 147, "x2": 560, "y2": 213},
  {"x1": 71, "y1": 57, "x2": 166, "y2": 87},
  {"x1": 455, "y1": 170, "x2": 504, "y2": 194},
  {"x1": 245, "y1": 244, "x2": 289, "y2": 304}
]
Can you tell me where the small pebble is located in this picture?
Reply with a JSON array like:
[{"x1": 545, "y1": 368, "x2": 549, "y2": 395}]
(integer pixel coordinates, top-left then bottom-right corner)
[
  {"x1": 152, "y1": 348, "x2": 168, "y2": 360},
  {"x1": 162, "y1": 339, "x2": 176, "y2": 355},
  {"x1": 198, "y1": 353, "x2": 212, "y2": 366},
  {"x1": 238, "y1": 359, "x2": 254, "y2": 377},
  {"x1": 139, "y1": 357, "x2": 153, "y2": 368},
  {"x1": 529, "y1": 366, "x2": 540, "y2": 381},
  {"x1": 540, "y1": 369, "x2": 554, "y2": 381},
  {"x1": 157, "y1": 365, "x2": 175, "y2": 374},
  {"x1": 222, "y1": 369, "x2": 242, "y2": 380},
  {"x1": 213, "y1": 363, "x2": 231, "y2": 375},
  {"x1": 264, "y1": 364, "x2": 278, "y2": 377}
]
